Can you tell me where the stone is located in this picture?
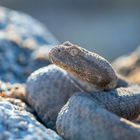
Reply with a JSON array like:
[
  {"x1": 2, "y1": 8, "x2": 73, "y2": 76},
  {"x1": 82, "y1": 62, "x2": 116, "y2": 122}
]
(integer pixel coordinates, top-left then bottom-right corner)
[
  {"x1": 0, "y1": 6, "x2": 58, "y2": 83},
  {"x1": 113, "y1": 46, "x2": 140, "y2": 84},
  {"x1": 0, "y1": 80, "x2": 26, "y2": 101},
  {"x1": 0, "y1": 97, "x2": 63, "y2": 140}
]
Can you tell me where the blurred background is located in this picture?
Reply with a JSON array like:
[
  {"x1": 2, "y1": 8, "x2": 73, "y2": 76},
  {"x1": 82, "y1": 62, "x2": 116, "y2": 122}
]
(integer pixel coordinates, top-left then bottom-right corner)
[{"x1": 0, "y1": 0, "x2": 140, "y2": 61}]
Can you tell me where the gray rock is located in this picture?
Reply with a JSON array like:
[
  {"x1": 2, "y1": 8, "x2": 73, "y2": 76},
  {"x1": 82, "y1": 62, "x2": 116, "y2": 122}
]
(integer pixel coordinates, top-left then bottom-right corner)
[
  {"x1": 26, "y1": 64, "x2": 80, "y2": 129},
  {"x1": 56, "y1": 92, "x2": 140, "y2": 140},
  {"x1": 112, "y1": 46, "x2": 140, "y2": 84},
  {"x1": 0, "y1": 6, "x2": 58, "y2": 83},
  {"x1": 0, "y1": 97, "x2": 63, "y2": 140}
]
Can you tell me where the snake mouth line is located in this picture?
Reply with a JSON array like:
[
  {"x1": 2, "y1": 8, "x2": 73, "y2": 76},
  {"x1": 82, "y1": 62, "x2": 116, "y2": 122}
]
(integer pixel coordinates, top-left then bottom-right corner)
[
  {"x1": 48, "y1": 53, "x2": 53, "y2": 63},
  {"x1": 49, "y1": 48, "x2": 56, "y2": 63}
]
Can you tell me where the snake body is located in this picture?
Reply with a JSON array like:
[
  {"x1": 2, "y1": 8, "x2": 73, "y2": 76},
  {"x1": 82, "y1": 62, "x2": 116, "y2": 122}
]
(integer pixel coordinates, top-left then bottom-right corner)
[
  {"x1": 49, "y1": 42, "x2": 140, "y2": 140},
  {"x1": 56, "y1": 93, "x2": 140, "y2": 140},
  {"x1": 2, "y1": 42, "x2": 140, "y2": 140}
]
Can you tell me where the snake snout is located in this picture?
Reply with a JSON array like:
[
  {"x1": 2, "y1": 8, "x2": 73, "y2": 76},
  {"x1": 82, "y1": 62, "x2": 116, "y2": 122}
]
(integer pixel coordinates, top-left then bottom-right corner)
[{"x1": 49, "y1": 47, "x2": 56, "y2": 62}]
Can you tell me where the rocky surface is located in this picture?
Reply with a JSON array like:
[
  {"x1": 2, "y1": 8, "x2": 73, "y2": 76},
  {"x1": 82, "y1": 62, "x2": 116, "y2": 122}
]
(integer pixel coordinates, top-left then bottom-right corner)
[
  {"x1": 113, "y1": 47, "x2": 140, "y2": 84},
  {"x1": 26, "y1": 64, "x2": 81, "y2": 129},
  {"x1": 0, "y1": 6, "x2": 58, "y2": 83},
  {"x1": 0, "y1": 81, "x2": 26, "y2": 101},
  {"x1": 0, "y1": 97, "x2": 63, "y2": 140},
  {"x1": 0, "y1": 6, "x2": 64, "y2": 140}
]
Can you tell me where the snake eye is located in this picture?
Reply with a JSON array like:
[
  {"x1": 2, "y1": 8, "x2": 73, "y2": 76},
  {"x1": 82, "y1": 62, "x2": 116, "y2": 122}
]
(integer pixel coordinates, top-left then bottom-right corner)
[
  {"x1": 57, "y1": 49, "x2": 61, "y2": 52},
  {"x1": 70, "y1": 48, "x2": 79, "y2": 56},
  {"x1": 57, "y1": 47, "x2": 65, "y2": 52}
]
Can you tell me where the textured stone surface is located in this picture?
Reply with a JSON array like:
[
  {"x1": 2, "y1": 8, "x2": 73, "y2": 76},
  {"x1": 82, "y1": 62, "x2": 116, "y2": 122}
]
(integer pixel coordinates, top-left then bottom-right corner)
[
  {"x1": 0, "y1": 97, "x2": 63, "y2": 140},
  {"x1": 113, "y1": 47, "x2": 140, "y2": 84},
  {"x1": 0, "y1": 6, "x2": 58, "y2": 83},
  {"x1": 56, "y1": 92, "x2": 140, "y2": 140},
  {"x1": 26, "y1": 64, "x2": 80, "y2": 129},
  {"x1": 0, "y1": 80, "x2": 26, "y2": 101}
]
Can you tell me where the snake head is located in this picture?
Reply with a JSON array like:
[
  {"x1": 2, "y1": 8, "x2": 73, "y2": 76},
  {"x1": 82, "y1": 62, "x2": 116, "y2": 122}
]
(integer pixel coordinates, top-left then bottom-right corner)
[
  {"x1": 49, "y1": 41, "x2": 117, "y2": 89},
  {"x1": 49, "y1": 41, "x2": 83, "y2": 72}
]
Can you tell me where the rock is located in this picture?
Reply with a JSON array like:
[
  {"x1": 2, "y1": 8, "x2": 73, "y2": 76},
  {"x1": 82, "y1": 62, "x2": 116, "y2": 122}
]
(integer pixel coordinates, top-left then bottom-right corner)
[
  {"x1": 0, "y1": 80, "x2": 27, "y2": 101},
  {"x1": 113, "y1": 46, "x2": 140, "y2": 84},
  {"x1": 0, "y1": 97, "x2": 63, "y2": 140},
  {"x1": 56, "y1": 92, "x2": 140, "y2": 140},
  {"x1": 0, "y1": 6, "x2": 58, "y2": 83},
  {"x1": 26, "y1": 64, "x2": 80, "y2": 129}
]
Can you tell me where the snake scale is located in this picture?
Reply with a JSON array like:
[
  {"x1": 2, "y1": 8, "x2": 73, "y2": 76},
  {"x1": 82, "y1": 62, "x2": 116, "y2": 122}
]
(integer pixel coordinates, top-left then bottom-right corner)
[{"x1": 49, "y1": 42, "x2": 140, "y2": 140}]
